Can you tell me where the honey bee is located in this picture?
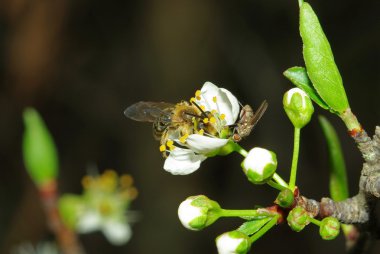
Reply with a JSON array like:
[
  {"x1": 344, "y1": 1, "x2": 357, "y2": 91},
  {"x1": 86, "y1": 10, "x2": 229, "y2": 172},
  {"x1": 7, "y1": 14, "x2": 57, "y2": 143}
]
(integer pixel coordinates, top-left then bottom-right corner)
[
  {"x1": 124, "y1": 101, "x2": 201, "y2": 156},
  {"x1": 233, "y1": 100, "x2": 268, "y2": 142}
]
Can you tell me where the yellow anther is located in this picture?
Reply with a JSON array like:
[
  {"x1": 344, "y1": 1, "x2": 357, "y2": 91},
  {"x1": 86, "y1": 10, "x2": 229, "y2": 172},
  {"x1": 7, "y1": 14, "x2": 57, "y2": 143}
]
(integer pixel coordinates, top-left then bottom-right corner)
[
  {"x1": 81, "y1": 175, "x2": 93, "y2": 189},
  {"x1": 220, "y1": 114, "x2": 226, "y2": 120},
  {"x1": 129, "y1": 187, "x2": 139, "y2": 200},
  {"x1": 211, "y1": 109, "x2": 217, "y2": 114},
  {"x1": 196, "y1": 96, "x2": 201, "y2": 100},
  {"x1": 166, "y1": 140, "x2": 175, "y2": 151},
  {"x1": 120, "y1": 174, "x2": 133, "y2": 188},
  {"x1": 179, "y1": 133, "x2": 189, "y2": 144},
  {"x1": 103, "y1": 169, "x2": 117, "y2": 178},
  {"x1": 159, "y1": 144, "x2": 166, "y2": 152},
  {"x1": 210, "y1": 117, "x2": 216, "y2": 124},
  {"x1": 195, "y1": 90, "x2": 201, "y2": 97},
  {"x1": 198, "y1": 129, "x2": 204, "y2": 135},
  {"x1": 190, "y1": 97, "x2": 196, "y2": 103},
  {"x1": 200, "y1": 105, "x2": 205, "y2": 111},
  {"x1": 203, "y1": 118, "x2": 209, "y2": 124},
  {"x1": 212, "y1": 96, "x2": 217, "y2": 103}
]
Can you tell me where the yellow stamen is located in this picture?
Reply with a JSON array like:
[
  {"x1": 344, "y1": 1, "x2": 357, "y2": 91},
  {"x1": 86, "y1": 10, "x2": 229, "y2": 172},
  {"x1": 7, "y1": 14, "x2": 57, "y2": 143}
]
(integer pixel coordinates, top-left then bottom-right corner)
[
  {"x1": 179, "y1": 133, "x2": 189, "y2": 144},
  {"x1": 120, "y1": 174, "x2": 133, "y2": 188},
  {"x1": 211, "y1": 109, "x2": 217, "y2": 114},
  {"x1": 200, "y1": 105, "x2": 205, "y2": 111},
  {"x1": 159, "y1": 144, "x2": 166, "y2": 152},
  {"x1": 81, "y1": 176, "x2": 93, "y2": 189},
  {"x1": 212, "y1": 96, "x2": 217, "y2": 103},
  {"x1": 166, "y1": 140, "x2": 175, "y2": 151},
  {"x1": 198, "y1": 129, "x2": 204, "y2": 135},
  {"x1": 203, "y1": 118, "x2": 209, "y2": 124},
  {"x1": 196, "y1": 96, "x2": 201, "y2": 100},
  {"x1": 210, "y1": 117, "x2": 216, "y2": 124},
  {"x1": 195, "y1": 90, "x2": 201, "y2": 97},
  {"x1": 190, "y1": 97, "x2": 196, "y2": 103},
  {"x1": 220, "y1": 114, "x2": 226, "y2": 120}
]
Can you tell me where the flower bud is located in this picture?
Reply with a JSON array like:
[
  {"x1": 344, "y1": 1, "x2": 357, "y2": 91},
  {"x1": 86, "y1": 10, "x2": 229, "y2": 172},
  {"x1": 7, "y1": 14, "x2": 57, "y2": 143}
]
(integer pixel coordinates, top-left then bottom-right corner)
[
  {"x1": 178, "y1": 195, "x2": 221, "y2": 231},
  {"x1": 283, "y1": 88, "x2": 314, "y2": 128},
  {"x1": 22, "y1": 108, "x2": 59, "y2": 186},
  {"x1": 287, "y1": 206, "x2": 310, "y2": 232},
  {"x1": 241, "y1": 147, "x2": 277, "y2": 184},
  {"x1": 319, "y1": 217, "x2": 340, "y2": 240},
  {"x1": 216, "y1": 231, "x2": 251, "y2": 254},
  {"x1": 275, "y1": 188, "x2": 294, "y2": 208}
]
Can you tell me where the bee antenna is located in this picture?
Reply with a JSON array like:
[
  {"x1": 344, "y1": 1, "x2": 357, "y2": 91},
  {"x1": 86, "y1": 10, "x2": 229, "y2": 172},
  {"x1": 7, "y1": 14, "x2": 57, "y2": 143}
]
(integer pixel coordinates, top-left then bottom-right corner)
[{"x1": 191, "y1": 101, "x2": 208, "y2": 118}]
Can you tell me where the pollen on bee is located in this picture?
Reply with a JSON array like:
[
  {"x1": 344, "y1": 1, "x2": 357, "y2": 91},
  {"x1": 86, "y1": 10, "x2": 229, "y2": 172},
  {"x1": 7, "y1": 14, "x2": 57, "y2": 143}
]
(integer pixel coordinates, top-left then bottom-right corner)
[
  {"x1": 179, "y1": 133, "x2": 189, "y2": 144},
  {"x1": 203, "y1": 118, "x2": 209, "y2": 124},
  {"x1": 210, "y1": 117, "x2": 216, "y2": 124},
  {"x1": 220, "y1": 114, "x2": 226, "y2": 120},
  {"x1": 212, "y1": 96, "x2": 217, "y2": 103},
  {"x1": 159, "y1": 144, "x2": 166, "y2": 152}
]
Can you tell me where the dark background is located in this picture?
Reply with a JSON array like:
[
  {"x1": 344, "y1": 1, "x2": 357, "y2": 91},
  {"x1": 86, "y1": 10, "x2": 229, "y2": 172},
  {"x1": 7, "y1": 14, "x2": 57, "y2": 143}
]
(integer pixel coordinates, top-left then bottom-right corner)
[{"x1": 1, "y1": 0, "x2": 380, "y2": 253}]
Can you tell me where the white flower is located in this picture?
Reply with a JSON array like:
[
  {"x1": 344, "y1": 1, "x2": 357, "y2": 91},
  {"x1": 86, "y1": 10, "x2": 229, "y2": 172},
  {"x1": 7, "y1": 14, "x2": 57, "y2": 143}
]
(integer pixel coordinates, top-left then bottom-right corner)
[
  {"x1": 216, "y1": 231, "x2": 250, "y2": 254},
  {"x1": 178, "y1": 198, "x2": 205, "y2": 230},
  {"x1": 241, "y1": 147, "x2": 277, "y2": 184},
  {"x1": 164, "y1": 82, "x2": 240, "y2": 175}
]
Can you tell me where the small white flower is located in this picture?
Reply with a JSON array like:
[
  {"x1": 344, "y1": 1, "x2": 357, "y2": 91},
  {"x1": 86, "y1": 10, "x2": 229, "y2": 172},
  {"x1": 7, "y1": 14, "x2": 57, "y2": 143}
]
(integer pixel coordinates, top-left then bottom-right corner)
[
  {"x1": 164, "y1": 82, "x2": 240, "y2": 175},
  {"x1": 216, "y1": 231, "x2": 250, "y2": 254},
  {"x1": 241, "y1": 147, "x2": 277, "y2": 184}
]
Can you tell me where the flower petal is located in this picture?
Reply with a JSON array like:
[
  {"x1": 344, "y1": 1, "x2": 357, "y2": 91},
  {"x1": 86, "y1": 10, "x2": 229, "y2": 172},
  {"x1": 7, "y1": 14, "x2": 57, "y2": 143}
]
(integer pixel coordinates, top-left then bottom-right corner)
[
  {"x1": 76, "y1": 211, "x2": 102, "y2": 233},
  {"x1": 102, "y1": 219, "x2": 132, "y2": 245},
  {"x1": 163, "y1": 147, "x2": 206, "y2": 175},
  {"x1": 186, "y1": 134, "x2": 229, "y2": 154},
  {"x1": 198, "y1": 82, "x2": 239, "y2": 125}
]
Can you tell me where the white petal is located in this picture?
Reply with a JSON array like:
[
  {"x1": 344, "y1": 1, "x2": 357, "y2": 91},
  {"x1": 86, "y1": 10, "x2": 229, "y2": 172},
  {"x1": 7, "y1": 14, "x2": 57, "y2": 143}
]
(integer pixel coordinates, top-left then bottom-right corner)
[
  {"x1": 102, "y1": 220, "x2": 132, "y2": 245},
  {"x1": 177, "y1": 198, "x2": 203, "y2": 230},
  {"x1": 163, "y1": 147, "x2": 206, "y2": 175},
  {"x1": 76, "y1": 211, "x2": 102, "y2": 233},
  {"x1": 220, "y1": 88, "x2": 240, "y2": 124},
  {"x1": 186, "y1": 134, "x2": 228, "y2": 154},
  {"x1": 216, "y1": 233, "x2": 245, "y2": 254},
  {"x1": 198, "y1": 82, "x2": 239, "y2": 125}
]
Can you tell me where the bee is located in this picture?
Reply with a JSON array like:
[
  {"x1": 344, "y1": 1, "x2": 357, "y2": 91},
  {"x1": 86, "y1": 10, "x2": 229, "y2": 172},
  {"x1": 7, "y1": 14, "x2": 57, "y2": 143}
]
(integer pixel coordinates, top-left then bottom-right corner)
[
  {"x1": 233, "y1": 100, "x2": 268, "y2": 142},
  {"x1": 124, "y1": 101, "x2": 201, "y2": 156}
]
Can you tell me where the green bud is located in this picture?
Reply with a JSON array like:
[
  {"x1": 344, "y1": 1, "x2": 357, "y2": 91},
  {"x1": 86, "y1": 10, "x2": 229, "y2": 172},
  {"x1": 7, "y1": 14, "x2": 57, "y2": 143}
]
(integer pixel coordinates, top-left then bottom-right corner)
[
  {"x1": 319, "y1": 217, "x2": 340, "y2": 240},
  {"x1": 287, "y1": 206, "x2": 310, "y2": 232},
  {"x1": 283, "y1": 88, "x2": 314, "y2": 128},
  {"x1": 22, "y1": 108, "x2": 59, "y2": 186},
  {"x1": 178, "y1": 195, "x2": 221, "y2": 231},
  {"x1": 275, "y1": 188, "x2": 294, "y2": 208},
  {"x1": 241, "y1": 147, "x2": 277, "y2": 184},
  {"x1": 58, "y1": 194, "x2": 84, "y2": 229},
  {"x1": 216, "y1": 231, "x2": 251, "y2": 254}
]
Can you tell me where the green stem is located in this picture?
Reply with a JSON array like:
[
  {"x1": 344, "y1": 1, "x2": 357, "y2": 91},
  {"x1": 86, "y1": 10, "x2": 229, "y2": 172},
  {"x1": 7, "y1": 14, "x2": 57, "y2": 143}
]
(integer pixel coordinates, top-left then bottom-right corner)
[
  {"x1": 298, "y1": 0, "x2": 304, "y2": 7},
  {"x1": 339, "y1": 108, "x2": 362, "y2": 132},
  {"x1": 233, "y1": 143, "x2": 248, "y2": 157},
  {"x1": 272, "y1": 173, "x2": 289, "y2": 188},
  {"x1": 289, "y1": 127, "x2": 301, "y2": 191},
  {"x1": 267, "y1": 180, "x2": 286, "y2": 191},
  {"x1": 219, "y1": 209, "x2": 270, "y2": 218},
  {"x1": 309, "y1": 217, "x2": 321, "y2": 227},
  {"x1": 250, "y1": 215, "x2": 279, "y2": 244}
]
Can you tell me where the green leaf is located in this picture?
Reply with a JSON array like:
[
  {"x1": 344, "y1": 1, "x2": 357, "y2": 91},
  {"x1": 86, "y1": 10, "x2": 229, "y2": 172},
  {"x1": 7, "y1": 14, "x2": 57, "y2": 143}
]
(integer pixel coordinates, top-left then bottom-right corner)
[
  {"x1": 237, "y1": 217, "x2": 272, "y2": 236},
  {"x1": 22, "y1": 108, "x2": 59, "y2": 186},
  {"x1": 300, "y1": 3, "x2": 349, "y2": 114},
  {"x1": 319, "y1": 115, "x2": 349, "y2": 201},
  {"x1": 283, "y1": 66, "x2": 329, "y2": 110}
]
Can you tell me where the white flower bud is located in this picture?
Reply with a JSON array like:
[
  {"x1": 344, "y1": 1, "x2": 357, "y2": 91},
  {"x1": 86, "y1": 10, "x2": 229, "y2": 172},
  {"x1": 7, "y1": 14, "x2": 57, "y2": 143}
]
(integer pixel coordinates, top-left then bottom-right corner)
[
  {"x1": 178, "y1": 195, "x2": 221, "y2": 231},
  {"x1": 241, "y1": 147, "x2": 277, "y2": 184},
  {"x1": 216, "y1": 231, "x2": 250, "y2": 254}
]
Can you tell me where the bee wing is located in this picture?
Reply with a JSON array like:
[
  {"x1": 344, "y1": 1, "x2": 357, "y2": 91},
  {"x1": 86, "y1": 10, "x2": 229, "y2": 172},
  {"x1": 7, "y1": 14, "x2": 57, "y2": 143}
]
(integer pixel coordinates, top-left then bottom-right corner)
[
  {"x1": 124, "y1": 101, "x2": 175, "y2": 122},
  {"x1": 251, "y1": 100, "x2": 268, "y2": 127}
]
